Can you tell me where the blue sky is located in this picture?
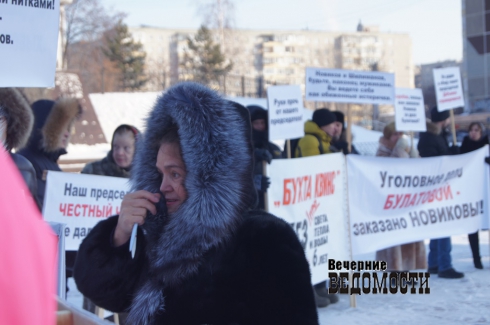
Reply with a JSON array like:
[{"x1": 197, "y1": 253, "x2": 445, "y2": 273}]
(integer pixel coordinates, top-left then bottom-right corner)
[{"x1": 103, "y1": 0, "x2": 462, "y2": 65}]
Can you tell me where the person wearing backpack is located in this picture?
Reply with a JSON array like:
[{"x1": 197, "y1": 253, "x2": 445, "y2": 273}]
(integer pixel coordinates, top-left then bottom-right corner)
[
  {"x1": 295, "y1": 108, "x2": 340, "y2": 158},
  {"x1": 294, "y1": 108, "x2": 341, "y2": 308}
]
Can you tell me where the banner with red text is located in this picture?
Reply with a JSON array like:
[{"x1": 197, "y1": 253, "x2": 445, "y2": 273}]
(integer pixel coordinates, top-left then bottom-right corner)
[
  {"x1": 42, "y1": 171, "x2": 131, "y2": 250},
  {"x1": 266, "y1": 153, "x2": 349, "y2": 284},
  {"x1": 347, "y1": 146, "x2": 489, "y2": 255}
]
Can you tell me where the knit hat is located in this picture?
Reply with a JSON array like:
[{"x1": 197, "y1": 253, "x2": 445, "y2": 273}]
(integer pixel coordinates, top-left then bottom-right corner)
[
  {"x1": 430, "y1": 106, "x2": 450, "y2": 123},
  {"x1": 312, "y1": 108, "x2": 336, "y2": 127},
  {"x1": 333, "y1": 111, "x2": 345, "y2": 126},
  {"x1": 247, "y1": 105, "x2": 268, "y2": 122}
]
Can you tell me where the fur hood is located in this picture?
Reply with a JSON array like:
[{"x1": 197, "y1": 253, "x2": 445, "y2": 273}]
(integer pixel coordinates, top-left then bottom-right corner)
[
  {"x1": 130, "y1": 82, "x2": 256, "y2": 285},
  {"x1": 425, "y1": 119, "x2": 442, "y2": 135},
  {"x1": 25, "y1": 98, "x2": 81, "y2": 153},
  {"x1": 42, "y1": 98, "x2": 81, "y2": 152},
  {"x1": 0, "y1": 88, "x2": 33, "y2": 150}
]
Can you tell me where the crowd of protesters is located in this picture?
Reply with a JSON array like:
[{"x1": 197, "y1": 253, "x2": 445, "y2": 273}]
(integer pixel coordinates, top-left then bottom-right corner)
[{"x1": 1, "y1": 83, "x2": 489, "y2": 323}]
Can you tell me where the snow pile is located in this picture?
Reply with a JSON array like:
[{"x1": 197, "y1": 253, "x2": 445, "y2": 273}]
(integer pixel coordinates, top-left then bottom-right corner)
[{"x1": 61, "y1": 143, "x2": 111, "y2": 161}]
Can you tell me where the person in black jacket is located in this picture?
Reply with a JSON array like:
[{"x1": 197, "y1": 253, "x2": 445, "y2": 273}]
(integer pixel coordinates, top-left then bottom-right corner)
[
  {"x1": 331, "y1": 111, "x2": 360, "y2": 154},
  {"x1": 73, "y1": 82, "x2": 318, "y2": 325},
  {"x1": 18, "y1": 97, "x2": 81, "y2": 287},
  {"x1": 0, "y1": 88, "x2": 40, "y2": 210},
  {"x1": 246, "y1": 105, "x2": 282, "y2": 210},
  {"x1": 417, "y1": 106, "x2": 464, "y2": 279},
  {"x1": 18, "y1": 98, "x2": 81, "y2": 208},
  {"x1": 460, "y1": 122, "x2": 489, "y2": 269}
]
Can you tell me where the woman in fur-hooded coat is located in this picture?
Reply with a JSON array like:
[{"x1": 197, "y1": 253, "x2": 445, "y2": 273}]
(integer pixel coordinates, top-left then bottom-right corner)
[
  {"x1": 18, "y1": 97, "x2": 81, "y2": 282},
  {"x1": 18, "y1": 98, "x2": 81, "y2": 208},
  {"x1": 0, "y1": 88, "x2": 39, "y2": 209},
  {"x1": 74, "y1": 82, "x2": 318, "y2": 325}
]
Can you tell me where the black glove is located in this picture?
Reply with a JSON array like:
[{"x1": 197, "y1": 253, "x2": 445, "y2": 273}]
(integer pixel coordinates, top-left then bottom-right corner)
[
  {"x1": 448, "y1": 145, "x2": 460, "y2": 155},
  {"x1": 254, "y1": 175, "x2": 270, "y2": 192},
  {"x1": 255, "y1": 148, "x2": 273, "y2": 164}
]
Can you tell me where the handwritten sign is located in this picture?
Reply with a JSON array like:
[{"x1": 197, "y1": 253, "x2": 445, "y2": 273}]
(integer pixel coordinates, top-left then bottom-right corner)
[
  {"x1": 267, "y1": 85, "x2": 304, "y2": 141},
  {"x1": 0, "y1": 1, "x2": 60, "y2": 87},
  {"x1": 305, "y1": 67, "x2": 395, "y2": 105},
  {"x1": 394, "y1": 88, "x2": 427, "y2": 132},
  {"x1": 433, "y1": 67, "x2": 465, "y2": 112}
]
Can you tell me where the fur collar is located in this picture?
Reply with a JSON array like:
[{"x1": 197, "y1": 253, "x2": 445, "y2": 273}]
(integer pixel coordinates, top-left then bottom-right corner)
[
  {"x1": 128, "y1": 82, "x2": 256, "y2": 324},
  {"x1": 425, "y1": 120, "x2": 442, "y2": 135},
  {"x1": 0, "y1": 88, "x2": 33, "y2": 151}
]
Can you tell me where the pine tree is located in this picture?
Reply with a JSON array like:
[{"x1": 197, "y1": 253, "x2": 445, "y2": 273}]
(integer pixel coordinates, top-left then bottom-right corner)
[
  {"x1": 181, "y1": 25, "x2": 232, "y2": 86},
  {"x1": 103, "y1": 20, "x2": 147, "y2": 91}
]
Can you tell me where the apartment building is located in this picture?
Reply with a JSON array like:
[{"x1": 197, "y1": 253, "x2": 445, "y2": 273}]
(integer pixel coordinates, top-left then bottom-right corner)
[{"x1": 130, "y1": 25, "x2": 413, "y2": 117}]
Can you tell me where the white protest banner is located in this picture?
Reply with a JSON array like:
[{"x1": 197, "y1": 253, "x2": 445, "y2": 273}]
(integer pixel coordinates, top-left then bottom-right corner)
[
  {"x1": 347, "y1": 146, "x2": 489, "y2": 255},
  {"x1": 394, "y1": 88, "x2": 427, "y2": 132},
  {"x1": 0, "y1": 1, "x2": 60, "y2": 87},
  {"x1": 305, "y1": 67, "x2": 395, "y2": 105},
  {"x1": 43, "y1": 171, "x2": 131, "y2": 250},
  {"x1": 433, "y1": 67, "x2": 465, "y2": 112},
  {"x1": 267, "y1": 85, "x2": 304, "y2": 141},
  {"x1": 266, "y1": 153, "x2": 349, "y2": 284}
]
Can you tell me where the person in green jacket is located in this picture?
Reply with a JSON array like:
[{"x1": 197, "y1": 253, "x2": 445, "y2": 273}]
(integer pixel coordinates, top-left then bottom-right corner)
[{"x1": 294, "y1": 108, "x2": 341, "y2": 308}]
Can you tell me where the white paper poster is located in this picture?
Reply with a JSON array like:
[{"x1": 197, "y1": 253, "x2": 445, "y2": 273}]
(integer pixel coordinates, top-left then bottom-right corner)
[
  {"x1": 347, "y1": 147, "x2": 489, "y2": 255},
  {"x1": 266, "y1": 153, "x2": 350, "y2": 284},
  {"x1": 433, "y1": 67, "x2": 465, "y2": 112},
  {"x1": 305, "y1": 67, "x2": 395, "y2": 105},
  {"x1": 0, "y1": 1, "x2": 60, "y2": 87},
  {"x1": 43, "y1": 171, "x2": 131, "y2": 250},
  {"x1": 267, "y1": 85, "x2": 304, "y2": 141},
  {"x1": 394, "y1": 88, "x2": 427, "y2": 132}
]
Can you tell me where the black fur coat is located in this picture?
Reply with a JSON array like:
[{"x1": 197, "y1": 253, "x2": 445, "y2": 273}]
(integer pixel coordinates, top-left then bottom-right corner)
[{"x1": 74, "y1": 83, "x2": 318, "y2": 325}]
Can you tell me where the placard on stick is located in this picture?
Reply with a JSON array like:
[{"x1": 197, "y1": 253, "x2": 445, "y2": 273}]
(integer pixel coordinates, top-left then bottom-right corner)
[
  {"x1": 394, "y1": 88, "x2": 427, "y2": 132},
  {"x1": 305, "y1": 67, "x2": 395, "y2": 105},
  {"x1": 0, "y1": 1, "x2": 60, "y2": 87},
  {"x1": 433, "y1": 67, "x2": 465, "y2": 112},
  {"x1": 267, "y1": 85, "x2": 304, "y2": 141}
]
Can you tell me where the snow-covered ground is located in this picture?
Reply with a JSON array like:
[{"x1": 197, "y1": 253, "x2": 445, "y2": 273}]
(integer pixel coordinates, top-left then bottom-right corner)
[
  {"x1": 67, "y1": 232, "x2": 490, "y2": 324},
  {"x1": 62, "y1": 143, "x2": 111, "y2": 160},
  {"x1": 318, "y1": 232, "x2": 490, "y2": 325}
]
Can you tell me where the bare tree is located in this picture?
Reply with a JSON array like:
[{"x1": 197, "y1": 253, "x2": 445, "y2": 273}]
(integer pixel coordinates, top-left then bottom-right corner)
[
  {"x1": 63, "y1": 0, "x2": 125, "y2": 68},
  {"x1": 196, "y1": 0, "x2": 235, "y2": 53},
  {"x1": 146, "y1": 58, "x2": 169, "y2": 91}
]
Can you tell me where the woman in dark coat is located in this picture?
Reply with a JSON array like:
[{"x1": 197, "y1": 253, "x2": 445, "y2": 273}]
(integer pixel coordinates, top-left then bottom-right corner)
[
  {"x1": 80, "y1": 124, "x2": 139, "y2": 321},
  {"x1": 18, "y1": 98, "x2": 81, "y2": 208},
  {"x1": 0, "y1": 88, "x2": 39, "y2": 209},
  {"x1": 18, "y1": 97, "x2": 81, "y2": 284},
  {"x1": 460, "y1": 122, "x2": 489, "y2": 269},
  {"x1": 246, "y1": 105, "x2": 282, "y2": 210},
  {"x1": 74, "y1": 82, "x2": 318, "y2": 325},
  {"x1": 81, "y1": 124, "x2": 140, "y2": 178}
]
